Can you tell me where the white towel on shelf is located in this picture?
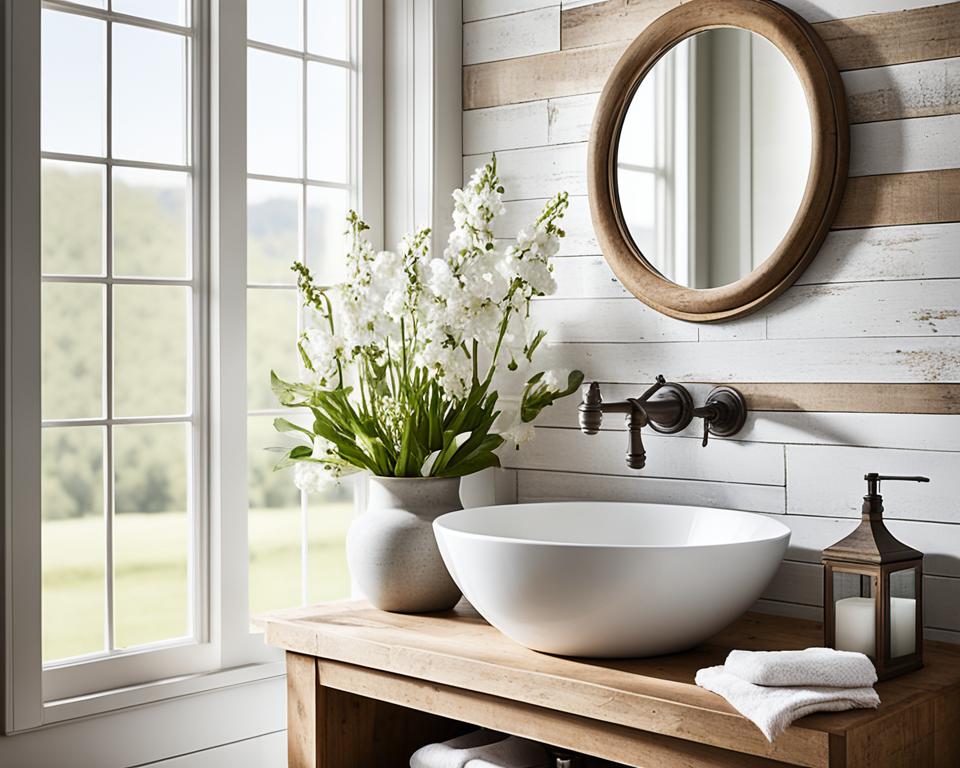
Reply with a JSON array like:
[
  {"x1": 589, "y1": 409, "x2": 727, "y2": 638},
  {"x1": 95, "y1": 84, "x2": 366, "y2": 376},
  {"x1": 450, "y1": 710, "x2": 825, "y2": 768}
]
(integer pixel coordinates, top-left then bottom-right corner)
[
  {"x1": 410, "y1": 731, "x2": 550, "y2": 768},
  {"x1": 695, "y1": 665, "x2": 880, "y2": 742},
  {"x1": 723, "y1": 647, "x2": 877, "y2": 688}
]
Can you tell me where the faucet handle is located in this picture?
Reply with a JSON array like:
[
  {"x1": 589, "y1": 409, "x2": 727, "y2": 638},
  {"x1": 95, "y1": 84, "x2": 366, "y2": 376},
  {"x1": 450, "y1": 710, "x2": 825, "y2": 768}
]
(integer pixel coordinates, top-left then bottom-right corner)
[
  {"x1": 637, "y1": 374, "x2": 667, "y2": 402},
  {"x1": 578, "y1": 382, "x2": 603, "y2": 434}
]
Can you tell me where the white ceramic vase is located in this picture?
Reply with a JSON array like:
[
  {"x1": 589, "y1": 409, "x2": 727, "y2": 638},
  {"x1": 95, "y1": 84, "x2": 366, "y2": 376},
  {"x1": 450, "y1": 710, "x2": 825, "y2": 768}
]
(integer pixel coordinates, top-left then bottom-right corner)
[{"x1": 347, "y1": 476, "x2": 462, "y2": 613}]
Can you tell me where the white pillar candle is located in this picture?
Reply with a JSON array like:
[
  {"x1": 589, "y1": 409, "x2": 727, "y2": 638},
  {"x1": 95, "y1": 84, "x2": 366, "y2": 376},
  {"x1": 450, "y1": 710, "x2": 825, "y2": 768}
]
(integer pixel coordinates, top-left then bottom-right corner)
[
  {"x1": 890, "y1": 596, "x2": 916, "y2": 658},
  {"x1": 835, "y1": 596, "x2": 875, "y2": 657}
]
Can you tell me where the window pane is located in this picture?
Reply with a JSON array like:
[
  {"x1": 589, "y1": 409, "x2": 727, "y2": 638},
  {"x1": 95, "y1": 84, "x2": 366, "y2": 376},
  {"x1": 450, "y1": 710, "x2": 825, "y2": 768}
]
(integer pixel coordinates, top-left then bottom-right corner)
[
  {"x1": 113, "y1": 0, "x2": 188, "y2": 26},
  {"x1": 248, "y1": 0, "x2": 303, "y2": 50},
  {"x1": 248, "y1": 414, "x2": 302, "y2": 615},
  {"x1": 41, "y1": 10, "x2": 106, "y2": 156},
  {"x1": 247, "y1": 288, "x2": 298, "y2": 410},
  {"x1": 42, "y1": 160, "x2": 105, "y2": 277},
  {"x1": 114, "y1": 422, "x2": 190, "y2": 648},
  {"x1": 306, "y1": 187, "x2": 349, "y2": 284},
  {"x1": 42, "y1": 426, "x2": 106, "y2": 661},
  {"x1": 307, "y1": 0, "x2": 348, "y2": 60},
  {"x1": 248, "y1": 179, "x2": 301, "y2": 285},
  {"x1": 306, "y1": 487, "x2": 352, "y2": 604},
  {"x1": 42, "y1": 283, "x2": 104, "y2": 421},
  {"x1": 114, "y1": 285, "x2": 189, "y2": 417},
  {"x1": 112, "y1": 24, "x2": 187, "y2": 164},
  {"x1": 306, "y1": 63, "x2": 348, "y2": 184},
  {"x1": 616, "y1": 170, "x2": 656, "y2": 256},
  {"x1": 248, "y1": 49, "x2": 302, "y2": 178},
  {"x1": 113, "y1": 167, "x2": 189, "y2": 279}
]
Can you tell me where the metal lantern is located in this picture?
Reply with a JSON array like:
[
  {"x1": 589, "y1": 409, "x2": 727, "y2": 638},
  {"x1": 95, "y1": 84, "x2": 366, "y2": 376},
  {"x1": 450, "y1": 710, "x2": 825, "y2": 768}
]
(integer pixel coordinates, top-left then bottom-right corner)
[{"x1": 822, "y1": 473, "x2": 927, "y2": 681}]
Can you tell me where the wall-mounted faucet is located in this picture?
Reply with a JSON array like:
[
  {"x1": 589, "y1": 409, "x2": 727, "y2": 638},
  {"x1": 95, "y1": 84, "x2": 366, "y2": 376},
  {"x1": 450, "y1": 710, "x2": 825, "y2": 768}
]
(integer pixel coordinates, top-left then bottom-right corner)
[{"x1": 578, "y1": 376, "x2": 747, "y2": 469}]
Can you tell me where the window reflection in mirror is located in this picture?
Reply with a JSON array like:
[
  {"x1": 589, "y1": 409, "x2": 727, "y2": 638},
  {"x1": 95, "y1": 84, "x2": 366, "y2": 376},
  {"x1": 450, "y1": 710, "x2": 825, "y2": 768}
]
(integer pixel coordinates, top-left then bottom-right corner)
[{"x1": 616, "y1": 28, "x2": 811, "y2": 289}]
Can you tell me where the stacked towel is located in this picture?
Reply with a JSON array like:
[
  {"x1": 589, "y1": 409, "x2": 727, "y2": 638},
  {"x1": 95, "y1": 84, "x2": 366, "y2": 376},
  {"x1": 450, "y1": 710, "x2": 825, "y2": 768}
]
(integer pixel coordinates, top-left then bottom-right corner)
[
  {"x1": 410, "y1": 730, "x2": 550, "y2": 768},
  {"x1": 696, "y1": 647, "x2": 880, "y2": 742}
]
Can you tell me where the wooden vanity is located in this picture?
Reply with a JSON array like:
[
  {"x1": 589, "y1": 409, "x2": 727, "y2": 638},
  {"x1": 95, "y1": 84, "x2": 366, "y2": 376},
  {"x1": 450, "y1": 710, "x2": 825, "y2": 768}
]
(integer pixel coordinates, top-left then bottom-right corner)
[{"x1": 262, "y1": 600, "x2": 960, "y2": 768}]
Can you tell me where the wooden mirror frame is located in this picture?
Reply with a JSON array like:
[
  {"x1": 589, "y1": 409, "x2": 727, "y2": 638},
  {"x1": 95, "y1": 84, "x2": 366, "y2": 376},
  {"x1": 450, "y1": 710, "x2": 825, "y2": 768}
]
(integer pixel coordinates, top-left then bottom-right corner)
[{"x1": 588, "y1": 0, "x2": 848, "y2": 323}]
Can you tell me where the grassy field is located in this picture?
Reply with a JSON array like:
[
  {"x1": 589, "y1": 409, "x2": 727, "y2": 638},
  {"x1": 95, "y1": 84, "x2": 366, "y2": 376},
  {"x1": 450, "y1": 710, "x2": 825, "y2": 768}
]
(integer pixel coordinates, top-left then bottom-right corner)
[{"x1": 42, "y1": 505, "x2": 352, "y2": 662}]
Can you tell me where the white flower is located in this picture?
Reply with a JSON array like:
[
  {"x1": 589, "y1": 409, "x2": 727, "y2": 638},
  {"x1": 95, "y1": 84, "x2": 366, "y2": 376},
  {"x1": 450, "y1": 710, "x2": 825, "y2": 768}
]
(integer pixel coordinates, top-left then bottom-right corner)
[{"x1": 294, "y1": 462, "x2": 333, "y2": 494}]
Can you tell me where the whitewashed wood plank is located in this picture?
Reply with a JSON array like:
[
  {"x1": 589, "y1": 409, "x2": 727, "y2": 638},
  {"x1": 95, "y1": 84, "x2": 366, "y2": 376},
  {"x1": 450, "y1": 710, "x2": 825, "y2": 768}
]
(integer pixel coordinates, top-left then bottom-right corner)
[
  {"x1": 767, "y1": 279, "x2": 960, "y2": 339},
  {"x1": 540, "y1": 337, "x2": 960, "y2": 384},
  {"x1": 798, "y1": 223, "x2": 960, "y2": 285},
  {"x1": 698, "y1": 315, "x2": 768, "y2": 342},
  {"x1": 464, "y1": 144, "x2": 588, "y2": 200},
  {"x1": 463, "y1": 7, "x2": 560, "y2": 66},
  {"x1": 924, "y1": 576, "x2": 960, "y2": 631},
  {"x1": 844, "y1": 57, "x2": 960, "y2": 123},
  {"x1": 763, "y1": 560, "x2": 823, "y2": 606},
  {"x1": 547, "y1": 92, "x2": 600, "y2": 145},
  {"x1": 516, "y1": 468, "x2": 787, "y2": 512},
  {"x1": 506, "y1": 426, "x2": 786, "y2": 485},
  {"x1": 786, "y1": 444, "x2": 960, "y2": 523},
  {"x1": 740, "y1": 412, "x2": 960, "y2": 453},
  {"x1": 531, "y1": 297, "x2": 698, "y2": 342},
  {"x1": 763, "y1": 512, "x2": 960, "y2": 579},
  {"x1": 850, "y1": 114, "x2": 960, "y2": 176},
  {"x1": 463, "y1": 102, "x2": 549, "y2": 155},
  {"x1": 780, "y1": 0, "x2": 957, "y2": 24},
  {"x1": 495, "y1": 195, "x2": 597, "y2": 254},
  {"x1": 465, "y1": 0, "x2": 559, "y2": 23},
  {"x1": 534, "y1": 387, "x2": 960, "y2": 452},
  {"x1": 551, "y1": 255, "x2": 628, "y2": 298},
  {"x1": 534, "y1": 282, "x2": 959, "y2": 344}
]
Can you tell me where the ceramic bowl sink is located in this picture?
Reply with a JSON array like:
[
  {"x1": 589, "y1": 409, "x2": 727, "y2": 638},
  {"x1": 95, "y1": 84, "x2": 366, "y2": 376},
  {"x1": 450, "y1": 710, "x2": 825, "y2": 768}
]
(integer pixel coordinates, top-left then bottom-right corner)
[{"x1": 434, "y1": 502, "x2": 790, "y2": 658}]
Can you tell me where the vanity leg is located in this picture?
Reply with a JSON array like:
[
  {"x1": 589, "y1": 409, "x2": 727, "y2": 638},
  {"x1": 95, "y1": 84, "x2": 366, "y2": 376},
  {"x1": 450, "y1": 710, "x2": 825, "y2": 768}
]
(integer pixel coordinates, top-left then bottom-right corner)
[
  {"x1": 286, "y1": 651, "x2": 465, "y2": 768},
  {"x1": 287, "y1": 652, "x2": 321, "y2": 768}
]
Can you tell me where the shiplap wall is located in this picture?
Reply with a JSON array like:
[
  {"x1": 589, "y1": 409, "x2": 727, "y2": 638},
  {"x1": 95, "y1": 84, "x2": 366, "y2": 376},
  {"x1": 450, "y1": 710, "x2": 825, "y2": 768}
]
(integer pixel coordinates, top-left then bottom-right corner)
[{"x1": 462, "y1": 0, "x2": 960, "y2": 642}]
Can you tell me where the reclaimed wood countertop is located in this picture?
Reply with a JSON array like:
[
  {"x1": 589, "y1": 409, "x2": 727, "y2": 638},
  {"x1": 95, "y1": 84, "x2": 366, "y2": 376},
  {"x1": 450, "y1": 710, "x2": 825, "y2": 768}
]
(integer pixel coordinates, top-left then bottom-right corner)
[{"x1": 262, "y1": 600, "x2": 960, "y2": 768}]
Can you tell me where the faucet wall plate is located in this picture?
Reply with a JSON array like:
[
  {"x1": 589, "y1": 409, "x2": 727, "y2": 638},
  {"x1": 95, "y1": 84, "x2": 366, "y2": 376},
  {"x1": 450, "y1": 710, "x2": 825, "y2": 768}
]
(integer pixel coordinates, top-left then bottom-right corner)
[
  {"x1": 647, "y1": 383, "x2": 694, "y2": 434},
  {"x1": 705, "y1": 386, "x2": 748, "y2": 437}
]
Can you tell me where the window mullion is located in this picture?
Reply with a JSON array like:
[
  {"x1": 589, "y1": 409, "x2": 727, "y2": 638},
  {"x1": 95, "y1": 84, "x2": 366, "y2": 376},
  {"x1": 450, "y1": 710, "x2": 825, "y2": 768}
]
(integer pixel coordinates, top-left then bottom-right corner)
[{"x1": 104, "y1": 13, "x2": 116, "y2": 656}]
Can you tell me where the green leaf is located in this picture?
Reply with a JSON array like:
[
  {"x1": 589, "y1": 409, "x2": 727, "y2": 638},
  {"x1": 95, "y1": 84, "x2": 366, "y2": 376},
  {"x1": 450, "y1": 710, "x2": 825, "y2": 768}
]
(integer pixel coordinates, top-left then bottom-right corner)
[{"x1": 273, "y1": 417, "x2": 313, "y2": 439}]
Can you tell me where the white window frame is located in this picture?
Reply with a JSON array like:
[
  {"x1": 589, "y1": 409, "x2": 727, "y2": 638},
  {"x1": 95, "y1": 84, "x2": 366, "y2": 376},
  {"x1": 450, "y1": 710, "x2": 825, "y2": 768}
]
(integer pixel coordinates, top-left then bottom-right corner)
[
  {"x1": 2, "y1": 0, "x2": 384, "y2": 733},
  {"x1": 37, "y1": 0, "x2": 214, "y2": 706}
]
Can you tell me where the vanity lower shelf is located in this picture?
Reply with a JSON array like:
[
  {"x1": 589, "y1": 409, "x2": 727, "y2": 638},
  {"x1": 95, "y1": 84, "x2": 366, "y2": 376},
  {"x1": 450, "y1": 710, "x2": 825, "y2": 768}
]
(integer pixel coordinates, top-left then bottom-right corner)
[{"x1": 262, "y1": 600, "x2": 960, "y2": 768}]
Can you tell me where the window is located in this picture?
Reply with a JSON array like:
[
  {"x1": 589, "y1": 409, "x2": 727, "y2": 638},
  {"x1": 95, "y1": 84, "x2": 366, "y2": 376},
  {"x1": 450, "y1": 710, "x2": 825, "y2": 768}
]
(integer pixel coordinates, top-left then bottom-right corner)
[
  {"x1": 39, "y1": 0, "x2": 209, "y2": 697},
  {"x1": 4, "y1": 0, "x2": 382, "y2": 731},
  {"x1": 245, "y1": 0, "x2": 355, "y2": 617}
]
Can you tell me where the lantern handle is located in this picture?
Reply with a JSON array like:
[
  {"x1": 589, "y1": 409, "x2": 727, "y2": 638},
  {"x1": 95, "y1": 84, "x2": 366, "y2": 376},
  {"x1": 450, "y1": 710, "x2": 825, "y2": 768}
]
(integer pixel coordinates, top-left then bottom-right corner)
[{"x1": 864, "y1": 473, "x2": 930, "y2": 496}]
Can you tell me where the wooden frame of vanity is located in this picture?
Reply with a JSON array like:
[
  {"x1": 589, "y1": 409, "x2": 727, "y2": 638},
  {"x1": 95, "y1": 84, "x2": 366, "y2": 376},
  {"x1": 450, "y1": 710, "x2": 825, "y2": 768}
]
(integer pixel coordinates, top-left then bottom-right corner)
[{"x1": 262, "y1": 601, "x2": 960, "y2": 768}]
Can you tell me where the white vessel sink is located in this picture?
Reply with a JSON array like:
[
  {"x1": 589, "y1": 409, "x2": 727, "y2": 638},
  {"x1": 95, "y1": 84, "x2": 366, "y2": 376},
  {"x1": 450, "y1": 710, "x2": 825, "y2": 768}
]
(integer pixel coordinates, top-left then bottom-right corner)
[{"x1": 434, "y1": 502, "x2": 790, "y2": 658}]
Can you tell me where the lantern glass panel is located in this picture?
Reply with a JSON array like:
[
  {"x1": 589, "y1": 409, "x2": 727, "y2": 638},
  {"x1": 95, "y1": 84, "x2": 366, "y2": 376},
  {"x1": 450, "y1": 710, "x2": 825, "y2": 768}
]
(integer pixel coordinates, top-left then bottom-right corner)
[
  {"x1": 833, "y1": 570, "x2": 876, "y2": 657},
  {"x1": 889, "y1": 569, "x2": 917, "y2": 658}
]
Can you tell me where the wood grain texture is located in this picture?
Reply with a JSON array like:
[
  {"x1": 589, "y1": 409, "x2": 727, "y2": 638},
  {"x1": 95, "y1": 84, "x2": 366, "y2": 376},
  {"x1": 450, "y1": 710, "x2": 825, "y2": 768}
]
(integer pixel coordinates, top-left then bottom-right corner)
[
  {"x1": 517, "y1": 468, "x2": 788, "y2": 512},
  {"x1": 844, "y1": 57, "x2": 960, "y2": 124},
  {"x1": 464, "y1": 2, "x2": 960, "y2": 109},
  {"x1": 539, "y1": 337, "x2": 960, "y2": 384},
  {"x1": 267, "y1": 603, "x2": 960, "y2": 768},
  {"x1": 849, "y1": 115, "x2": 960, "y2": 176},
  {"x1": 318, "y1": 660, "x2": 803, "y2": 768},
  {"x1": 816, "y1": 3, "x2": 960, "y2": 71},
  {"x1": 463, "y1": 6, "x2": 561, "y2": 65},
  {"x1": 287, "y1": 652, "x2": 318, "y2": 768},
  {"x1": 833, "y1": 169, "x2": 960, "y2": 229}
]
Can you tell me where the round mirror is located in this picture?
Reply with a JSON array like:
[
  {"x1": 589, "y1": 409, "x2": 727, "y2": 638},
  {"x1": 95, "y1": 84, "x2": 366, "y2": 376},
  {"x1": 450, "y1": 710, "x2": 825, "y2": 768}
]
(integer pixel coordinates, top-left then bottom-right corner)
[
  {"x1": 588, "y1": 0, "x2": 848, "y2": 322},
  {"x1": 616, "y1": 28, "x2": 812, "y2": 290}
]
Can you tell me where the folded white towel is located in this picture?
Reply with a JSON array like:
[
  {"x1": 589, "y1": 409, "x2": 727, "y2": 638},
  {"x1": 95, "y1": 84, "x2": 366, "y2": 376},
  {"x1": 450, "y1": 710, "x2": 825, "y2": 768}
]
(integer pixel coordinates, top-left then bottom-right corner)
[
  {"x1": 410, "y1": 731, "x2": 549, "y2": 768},
  {"x1": 695, "y1": 665, "x2": 880, "y2": 741},
  {"x1": 724, "y1": 647, "x2": 877, "y2": 688}
]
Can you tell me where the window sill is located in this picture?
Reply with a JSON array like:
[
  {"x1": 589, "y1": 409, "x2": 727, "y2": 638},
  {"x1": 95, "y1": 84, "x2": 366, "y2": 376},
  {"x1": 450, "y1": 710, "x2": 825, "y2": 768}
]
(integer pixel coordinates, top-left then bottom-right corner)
[{"x1": 39, "y1": 659, "x2": 286, "y2": 728}]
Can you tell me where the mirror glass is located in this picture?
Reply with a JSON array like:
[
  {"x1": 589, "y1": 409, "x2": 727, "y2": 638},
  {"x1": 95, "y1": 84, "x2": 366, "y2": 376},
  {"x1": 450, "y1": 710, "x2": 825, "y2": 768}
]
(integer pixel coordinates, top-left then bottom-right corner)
[{"x1": 616, "y1": 28, "x2": 812, "y2": 289}]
